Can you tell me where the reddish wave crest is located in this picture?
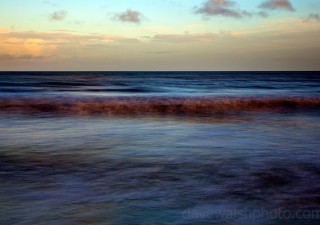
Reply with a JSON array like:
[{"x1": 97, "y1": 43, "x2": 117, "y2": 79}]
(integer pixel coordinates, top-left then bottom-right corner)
[{"x1": 0, "y1": 97, "x2": 319, "y2": 116}]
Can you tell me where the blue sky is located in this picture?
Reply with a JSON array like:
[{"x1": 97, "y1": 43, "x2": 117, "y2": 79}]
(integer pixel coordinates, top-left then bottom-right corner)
[{"x1": 0, "y1": 0, "x2": 319, "y2": 70}]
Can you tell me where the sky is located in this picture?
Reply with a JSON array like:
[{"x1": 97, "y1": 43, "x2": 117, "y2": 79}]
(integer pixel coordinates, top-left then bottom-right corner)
[{"x1": 0, "y1": 0, "x2": 319, "y2": 71}]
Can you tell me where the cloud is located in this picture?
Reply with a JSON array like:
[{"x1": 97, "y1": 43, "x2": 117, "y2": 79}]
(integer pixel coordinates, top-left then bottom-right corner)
[
  {"x1": 259, "y1": 0, "x2": 294, "y2": 11},
  {"x1": 302, "y1": 14, "x2": 320, "y2": 23},
  {"x1": 50, "y1": 10, "x2": 67, "y2": 21},
  {"x1": 42, "y1": 0, "x2": 58, "y2": 7},
  {"x1": 152, "y1": 33, "x2": 220, "y2": 43},
  {"x1": 146, "y1": 51, "x2": 178, "y2": 55},
  {"x1": 115, "y1": 9, "x2": 143, "y2": 24},
  {"x1": 256, "y1": 11, "x2": 269, "y2": 18},
  {"x1": 0, "y1": 31, "x2": 103, "y2": 42},
  {"x1": 0, "y1": 37, "x2": 56, "y2": 59},
  {"x1": 0, "y1": 31, "x2": 138, "y2": 43},
  {"x1": 0, "y1": 54, "x2": 47, "y2": 61},
  {"x1": 0, "y1": 30, "x2": 140, "y2": 61},
  {"x1": 195, "y1": 0, "x2": 250, "y2": 18}
]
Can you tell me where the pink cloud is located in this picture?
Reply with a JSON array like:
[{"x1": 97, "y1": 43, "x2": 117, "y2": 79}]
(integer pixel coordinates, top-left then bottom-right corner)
[
  {"x1": 195, "y1": 0, "x2": 249, "y2": 18},
  {"x1": 259, "y1": 0, "x2": 294, "y2": 11}
]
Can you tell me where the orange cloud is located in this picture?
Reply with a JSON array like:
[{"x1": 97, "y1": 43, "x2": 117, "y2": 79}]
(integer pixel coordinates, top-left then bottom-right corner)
[
  {"x1": 0, "y1": 34, "x2": 57, "y2": 60},
  {"x1": 0, "y1": 30, "x2": 140, "y2": 61}
]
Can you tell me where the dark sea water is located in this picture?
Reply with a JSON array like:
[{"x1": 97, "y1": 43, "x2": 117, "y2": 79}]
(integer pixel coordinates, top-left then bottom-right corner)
[{"x1": 0, "y1": 71, "x2": 320, "y2": 225}]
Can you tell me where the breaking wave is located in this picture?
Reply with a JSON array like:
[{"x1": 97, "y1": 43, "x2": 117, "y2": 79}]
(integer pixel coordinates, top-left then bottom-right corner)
[{"x1": 0, "y1": 96, "x2": 319, "y2": 116}]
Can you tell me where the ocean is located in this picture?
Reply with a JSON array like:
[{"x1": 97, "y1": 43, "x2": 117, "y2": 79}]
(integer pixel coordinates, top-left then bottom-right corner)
[{"x1": 0, "y1": 71, "x2": 320, "y2": 225}]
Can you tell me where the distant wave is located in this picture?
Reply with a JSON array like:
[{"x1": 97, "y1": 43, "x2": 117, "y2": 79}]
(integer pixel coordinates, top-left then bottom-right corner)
[{"x1": 0, "y1": 96, "x2": 319, "y2": 116}]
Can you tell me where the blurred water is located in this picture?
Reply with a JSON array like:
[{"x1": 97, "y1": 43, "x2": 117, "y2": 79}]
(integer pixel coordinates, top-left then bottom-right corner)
[
  {"x1": 0, "y1": 72, "x2": 320, "y2": 225},
  {"x1": 0, "y1": 71, "x2": 319, "y2": 97}
]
